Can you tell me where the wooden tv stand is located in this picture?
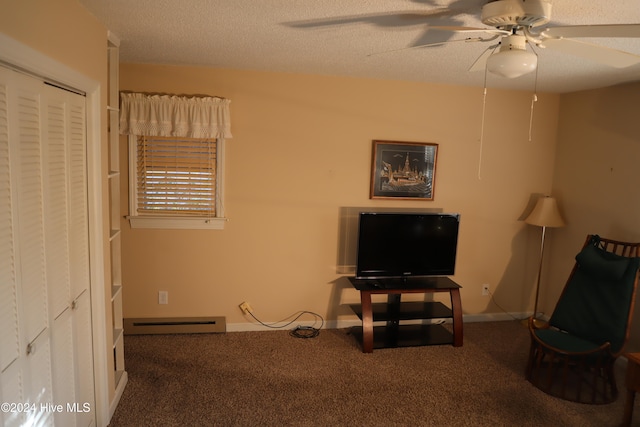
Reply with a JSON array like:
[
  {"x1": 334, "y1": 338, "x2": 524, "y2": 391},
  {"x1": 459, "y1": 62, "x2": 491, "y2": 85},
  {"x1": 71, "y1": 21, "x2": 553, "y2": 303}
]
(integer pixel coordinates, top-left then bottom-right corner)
[{"x1": 347, "y1": 276, "x2": 463, "y2": 353}]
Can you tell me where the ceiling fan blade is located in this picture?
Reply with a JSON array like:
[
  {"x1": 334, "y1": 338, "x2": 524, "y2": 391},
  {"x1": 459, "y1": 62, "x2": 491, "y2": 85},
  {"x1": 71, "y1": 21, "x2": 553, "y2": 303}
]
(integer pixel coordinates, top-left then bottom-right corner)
[
  {"x1": 541, "y1": 24, "x2": 640, "y2": 39},
  {"x1": 367, "y1": 41, "x2": 448, "y2": 57},
  {"x1": 468, "y1": 44, "x2": 499, "y2": 72},
  {"x1": 429, "y1": 26, "x2": 510, "y2": 35},
  {"x1": 540, "y1": 38, "x2": 640, "y2": 68},
  {"x1": 410, "y1": 20, "x2": 501, "y2": 47},
  {"x1": 367, "y1": 37, "x2": 488, "y2": 57},
  {"x1": 285, "y1": 9, "x2": 461, "y2": 29}
]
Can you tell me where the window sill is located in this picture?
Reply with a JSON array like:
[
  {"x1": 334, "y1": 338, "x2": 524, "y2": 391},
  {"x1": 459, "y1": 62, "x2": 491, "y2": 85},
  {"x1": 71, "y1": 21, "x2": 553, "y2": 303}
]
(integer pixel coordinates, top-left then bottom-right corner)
[{"x1": 127, "y1": 216, "x2": 227, "y2": 230}]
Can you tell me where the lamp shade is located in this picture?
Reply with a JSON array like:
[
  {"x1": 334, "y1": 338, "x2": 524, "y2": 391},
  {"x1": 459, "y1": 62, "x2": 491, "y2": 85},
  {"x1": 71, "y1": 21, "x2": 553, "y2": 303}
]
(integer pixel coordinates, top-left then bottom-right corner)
[
  {"x1": 486, "y1": 49, "x2": 538, "y2": 78},
  {"x1": 524, "y1": 196, "x2": 565, "y2": 228},
  {"x1": 486, "y1": 34, "x2": 537, "y2": 79}
]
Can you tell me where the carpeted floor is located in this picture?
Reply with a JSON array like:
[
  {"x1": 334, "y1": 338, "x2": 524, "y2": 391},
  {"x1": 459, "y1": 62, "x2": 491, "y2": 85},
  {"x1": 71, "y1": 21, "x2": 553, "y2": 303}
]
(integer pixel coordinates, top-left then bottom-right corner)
[{"x1": 109, "y1": 321, "x2": 633, "y2": 426}]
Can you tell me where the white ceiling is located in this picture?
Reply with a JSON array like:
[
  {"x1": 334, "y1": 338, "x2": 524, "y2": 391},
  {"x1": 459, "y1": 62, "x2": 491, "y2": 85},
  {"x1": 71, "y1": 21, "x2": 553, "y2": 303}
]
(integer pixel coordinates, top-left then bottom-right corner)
[{"x1": 79, "y1": 0, "x2": 640, "y2": 93}]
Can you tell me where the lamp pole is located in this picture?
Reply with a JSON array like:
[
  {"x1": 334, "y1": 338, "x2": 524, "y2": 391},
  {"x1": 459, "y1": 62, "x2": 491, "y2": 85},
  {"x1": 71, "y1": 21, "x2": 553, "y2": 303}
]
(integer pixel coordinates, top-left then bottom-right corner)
[
  {"x1": 532, "y1": 225, "x2": 547, "y2": 320},
  {"x1": 524, "y1": 196, "x2": 565, "y2": 322}
]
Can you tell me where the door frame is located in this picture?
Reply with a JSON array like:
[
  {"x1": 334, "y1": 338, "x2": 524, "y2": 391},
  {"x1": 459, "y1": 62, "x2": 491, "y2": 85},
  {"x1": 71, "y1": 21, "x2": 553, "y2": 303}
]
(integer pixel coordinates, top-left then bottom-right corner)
[{"x1": 0, "y1": 32, "x2": 110, "y2": 426}]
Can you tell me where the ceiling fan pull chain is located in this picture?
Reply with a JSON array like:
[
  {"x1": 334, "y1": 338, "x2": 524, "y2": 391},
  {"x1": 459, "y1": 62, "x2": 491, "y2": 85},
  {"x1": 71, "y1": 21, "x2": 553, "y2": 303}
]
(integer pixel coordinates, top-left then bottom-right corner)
[
  {"x1": 528, "y1": 53, "x2": 540, "y2": 142},
  {"x1": 529, "y1": 93, "x2": 537, "y2": 142},
  {"x1": 478, "y1": 69, "x2": 489, "y2": 181}
]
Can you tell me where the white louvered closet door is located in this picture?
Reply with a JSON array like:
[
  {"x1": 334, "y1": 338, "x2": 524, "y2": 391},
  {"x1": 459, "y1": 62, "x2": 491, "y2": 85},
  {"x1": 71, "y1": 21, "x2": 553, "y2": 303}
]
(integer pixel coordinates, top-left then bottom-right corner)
[
  {"x1": 1, "y1": 66, "x2": 53, "y2": 427},
  {"x1": 43, "y1": 82, "x2": 94, "y2": 427},
  {"x1": 66, "y1": 94, "x2": 96, "y2": 427},
  {"x1": 0, "y1": 66, "x2": 94, "y2": 427},
  {"x1": 43, "y1": 79, "x2": 76, "y2": 427},
  {"x1": 0, "y1": 66, "x2": 24, "y2": 427}
]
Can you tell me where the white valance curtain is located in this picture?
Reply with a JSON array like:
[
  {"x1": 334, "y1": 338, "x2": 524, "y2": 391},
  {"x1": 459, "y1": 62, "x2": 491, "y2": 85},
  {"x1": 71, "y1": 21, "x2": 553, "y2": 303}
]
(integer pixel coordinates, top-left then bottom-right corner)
[{"x1": 119, "y1": 92, "x2": 232, "y2": 139}]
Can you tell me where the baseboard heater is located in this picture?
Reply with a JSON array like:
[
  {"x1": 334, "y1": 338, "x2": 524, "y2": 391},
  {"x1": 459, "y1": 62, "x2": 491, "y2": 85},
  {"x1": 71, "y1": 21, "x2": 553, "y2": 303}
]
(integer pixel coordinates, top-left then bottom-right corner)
[{"x1": 124, "y1": 317, "x2": 226, "y2": 335}]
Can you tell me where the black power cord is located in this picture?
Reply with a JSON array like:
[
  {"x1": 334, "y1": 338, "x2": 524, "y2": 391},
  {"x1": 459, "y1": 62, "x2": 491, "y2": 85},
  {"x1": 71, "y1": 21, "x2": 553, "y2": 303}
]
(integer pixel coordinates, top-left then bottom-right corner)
[
  {"x1": 289, "y1": 325, "x2": 321, "y2": 339},
  {"x1": 247, "y1": 310, "x2": 325, "y2": 339}
]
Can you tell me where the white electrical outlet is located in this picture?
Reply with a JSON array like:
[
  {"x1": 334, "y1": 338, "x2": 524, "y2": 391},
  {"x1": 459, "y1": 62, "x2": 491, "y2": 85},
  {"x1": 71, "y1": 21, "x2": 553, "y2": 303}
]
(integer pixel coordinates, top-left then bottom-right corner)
[
  {"x1": 158, "y1": 291, "x2": 168, "y2": 304},
  {"x1": 482, "y1": 284, "x2": 490, "y2": 296}
]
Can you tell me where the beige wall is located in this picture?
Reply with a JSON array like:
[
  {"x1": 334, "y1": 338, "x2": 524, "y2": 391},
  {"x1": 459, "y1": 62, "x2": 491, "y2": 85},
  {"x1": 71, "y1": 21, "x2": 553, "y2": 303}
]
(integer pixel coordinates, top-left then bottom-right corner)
[
  {"x1": 1, "y1": 0, "x2": 106, "y2": 81},
  {"x1": 120, "y1": 63, "x2": 561, "y2": 326},
  {"x1": 547, "y1": 81, "x2": 640, "y2": 350}
]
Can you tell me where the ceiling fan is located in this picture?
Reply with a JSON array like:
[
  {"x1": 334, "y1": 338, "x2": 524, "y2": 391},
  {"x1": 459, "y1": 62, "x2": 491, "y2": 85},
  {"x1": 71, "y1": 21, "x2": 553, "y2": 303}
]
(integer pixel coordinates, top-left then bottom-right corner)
[
  {"x1": 288, "y1": 0, "x2": 640, "y2": 79},
  {"x1": 433, "y1": 0, "x2": 640, "y2": 78}
]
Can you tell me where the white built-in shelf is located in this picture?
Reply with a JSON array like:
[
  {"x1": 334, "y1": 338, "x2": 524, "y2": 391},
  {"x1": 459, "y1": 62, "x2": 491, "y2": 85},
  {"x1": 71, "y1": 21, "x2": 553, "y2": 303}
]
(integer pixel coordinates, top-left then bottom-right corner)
[
  {"x1": 114, "y1": 370, "x2": 125, "y2": 388},
  {"x1": 109, "y1": 229, "x2": 120, "y2": 242},
  {"x1": 111, "y1": 285, "x2": 122, "y2": 301},
  {"x1": 108, "y1": 31, "x2": 126, "y2": 413},
  {"x1": 113, "y1": 328, "x2": 124, "y2": 349}
]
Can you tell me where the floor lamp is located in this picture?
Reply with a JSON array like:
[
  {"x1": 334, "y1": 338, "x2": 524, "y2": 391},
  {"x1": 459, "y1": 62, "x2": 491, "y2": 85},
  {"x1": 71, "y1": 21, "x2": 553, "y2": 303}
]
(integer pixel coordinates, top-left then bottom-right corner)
[{"x1": 524, "y1": 196, "x2": 565, "y2": 321}]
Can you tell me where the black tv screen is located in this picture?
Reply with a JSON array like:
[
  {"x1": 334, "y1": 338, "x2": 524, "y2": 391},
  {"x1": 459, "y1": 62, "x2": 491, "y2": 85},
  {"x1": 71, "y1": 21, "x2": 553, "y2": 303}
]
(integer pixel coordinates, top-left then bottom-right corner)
[{"x1": 356, "y1": 212, "x2": 460, "y2": 279}]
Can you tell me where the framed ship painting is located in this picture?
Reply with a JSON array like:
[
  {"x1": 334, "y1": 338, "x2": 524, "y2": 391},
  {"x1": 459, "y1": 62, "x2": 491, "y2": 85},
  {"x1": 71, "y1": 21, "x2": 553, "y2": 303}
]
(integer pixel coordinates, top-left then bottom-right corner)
[{"x1": 370, "y1": 140, "x2": 438, "y2": 200}]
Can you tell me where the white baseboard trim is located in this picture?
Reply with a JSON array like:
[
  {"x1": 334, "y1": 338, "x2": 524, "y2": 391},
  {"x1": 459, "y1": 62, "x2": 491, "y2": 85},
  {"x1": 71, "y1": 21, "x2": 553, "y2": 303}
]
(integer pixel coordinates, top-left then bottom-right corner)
[
  {"x1": 226, "y1": 312, "x2": 528, "y2": 333},
  {"x1": 462, "y1": 312, "x2": 531, "y2": 323}
]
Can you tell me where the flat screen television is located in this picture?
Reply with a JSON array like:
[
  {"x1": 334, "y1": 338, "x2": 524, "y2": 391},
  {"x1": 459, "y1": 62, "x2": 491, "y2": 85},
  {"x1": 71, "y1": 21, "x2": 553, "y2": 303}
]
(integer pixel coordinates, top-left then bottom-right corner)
[{"x1": 355, "y1": 212, "x2": 460, "y2": 279}]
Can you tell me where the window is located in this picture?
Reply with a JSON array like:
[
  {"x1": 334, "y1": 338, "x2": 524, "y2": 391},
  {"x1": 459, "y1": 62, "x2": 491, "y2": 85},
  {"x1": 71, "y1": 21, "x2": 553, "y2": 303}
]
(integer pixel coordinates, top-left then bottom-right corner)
[
  {"x1": 128, "y1": 134, "x2": 225, "y2": 229},
  {"x1": 120, "y1": 92, "x2": 231, "y2": 230}
]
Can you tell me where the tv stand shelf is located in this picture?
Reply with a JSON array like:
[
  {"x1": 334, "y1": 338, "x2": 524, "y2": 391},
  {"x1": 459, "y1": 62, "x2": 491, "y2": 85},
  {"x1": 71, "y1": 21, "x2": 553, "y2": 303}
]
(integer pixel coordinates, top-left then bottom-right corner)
[
  {"x1": 347, "y1": 276, "x2": 463, "y2": 353},
  {"x1": 349, "y1": 301, "x2": 453, "y2": 320}
]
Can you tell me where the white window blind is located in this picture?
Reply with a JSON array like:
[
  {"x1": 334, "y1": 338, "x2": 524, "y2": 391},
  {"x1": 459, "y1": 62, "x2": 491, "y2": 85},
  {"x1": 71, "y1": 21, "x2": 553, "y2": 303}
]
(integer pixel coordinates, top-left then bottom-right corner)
[{"x1": 136, "y1": 135, "x2": 216, "y2": 216}]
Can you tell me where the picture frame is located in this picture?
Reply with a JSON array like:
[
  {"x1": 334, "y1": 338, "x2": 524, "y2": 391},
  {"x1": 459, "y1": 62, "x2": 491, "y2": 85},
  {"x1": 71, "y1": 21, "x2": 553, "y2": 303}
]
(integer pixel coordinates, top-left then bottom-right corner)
[{"x1": 370, "y1": 140, "x2": 438, "y2": 200}]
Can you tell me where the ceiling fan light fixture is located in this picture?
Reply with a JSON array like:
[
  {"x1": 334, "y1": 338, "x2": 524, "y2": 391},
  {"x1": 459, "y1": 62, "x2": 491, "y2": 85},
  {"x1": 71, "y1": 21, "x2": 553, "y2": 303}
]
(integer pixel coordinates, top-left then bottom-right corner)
[{"x1": 486, "y1": 35, "x2": 538, "y2": 78}]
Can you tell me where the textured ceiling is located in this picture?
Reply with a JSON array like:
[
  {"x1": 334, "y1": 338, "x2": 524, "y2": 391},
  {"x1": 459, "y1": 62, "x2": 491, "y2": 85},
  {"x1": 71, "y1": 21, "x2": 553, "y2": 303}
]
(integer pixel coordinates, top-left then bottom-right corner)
[{"x1": 79, "y1": 0, "x2": 640, "y2": 93}]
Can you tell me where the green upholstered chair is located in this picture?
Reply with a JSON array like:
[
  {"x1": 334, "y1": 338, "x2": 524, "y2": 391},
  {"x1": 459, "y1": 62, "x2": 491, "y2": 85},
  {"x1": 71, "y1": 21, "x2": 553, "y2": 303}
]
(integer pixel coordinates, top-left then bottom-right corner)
[{"x1": 526, "y1": 235, "x2": 640, "y2": 404}]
